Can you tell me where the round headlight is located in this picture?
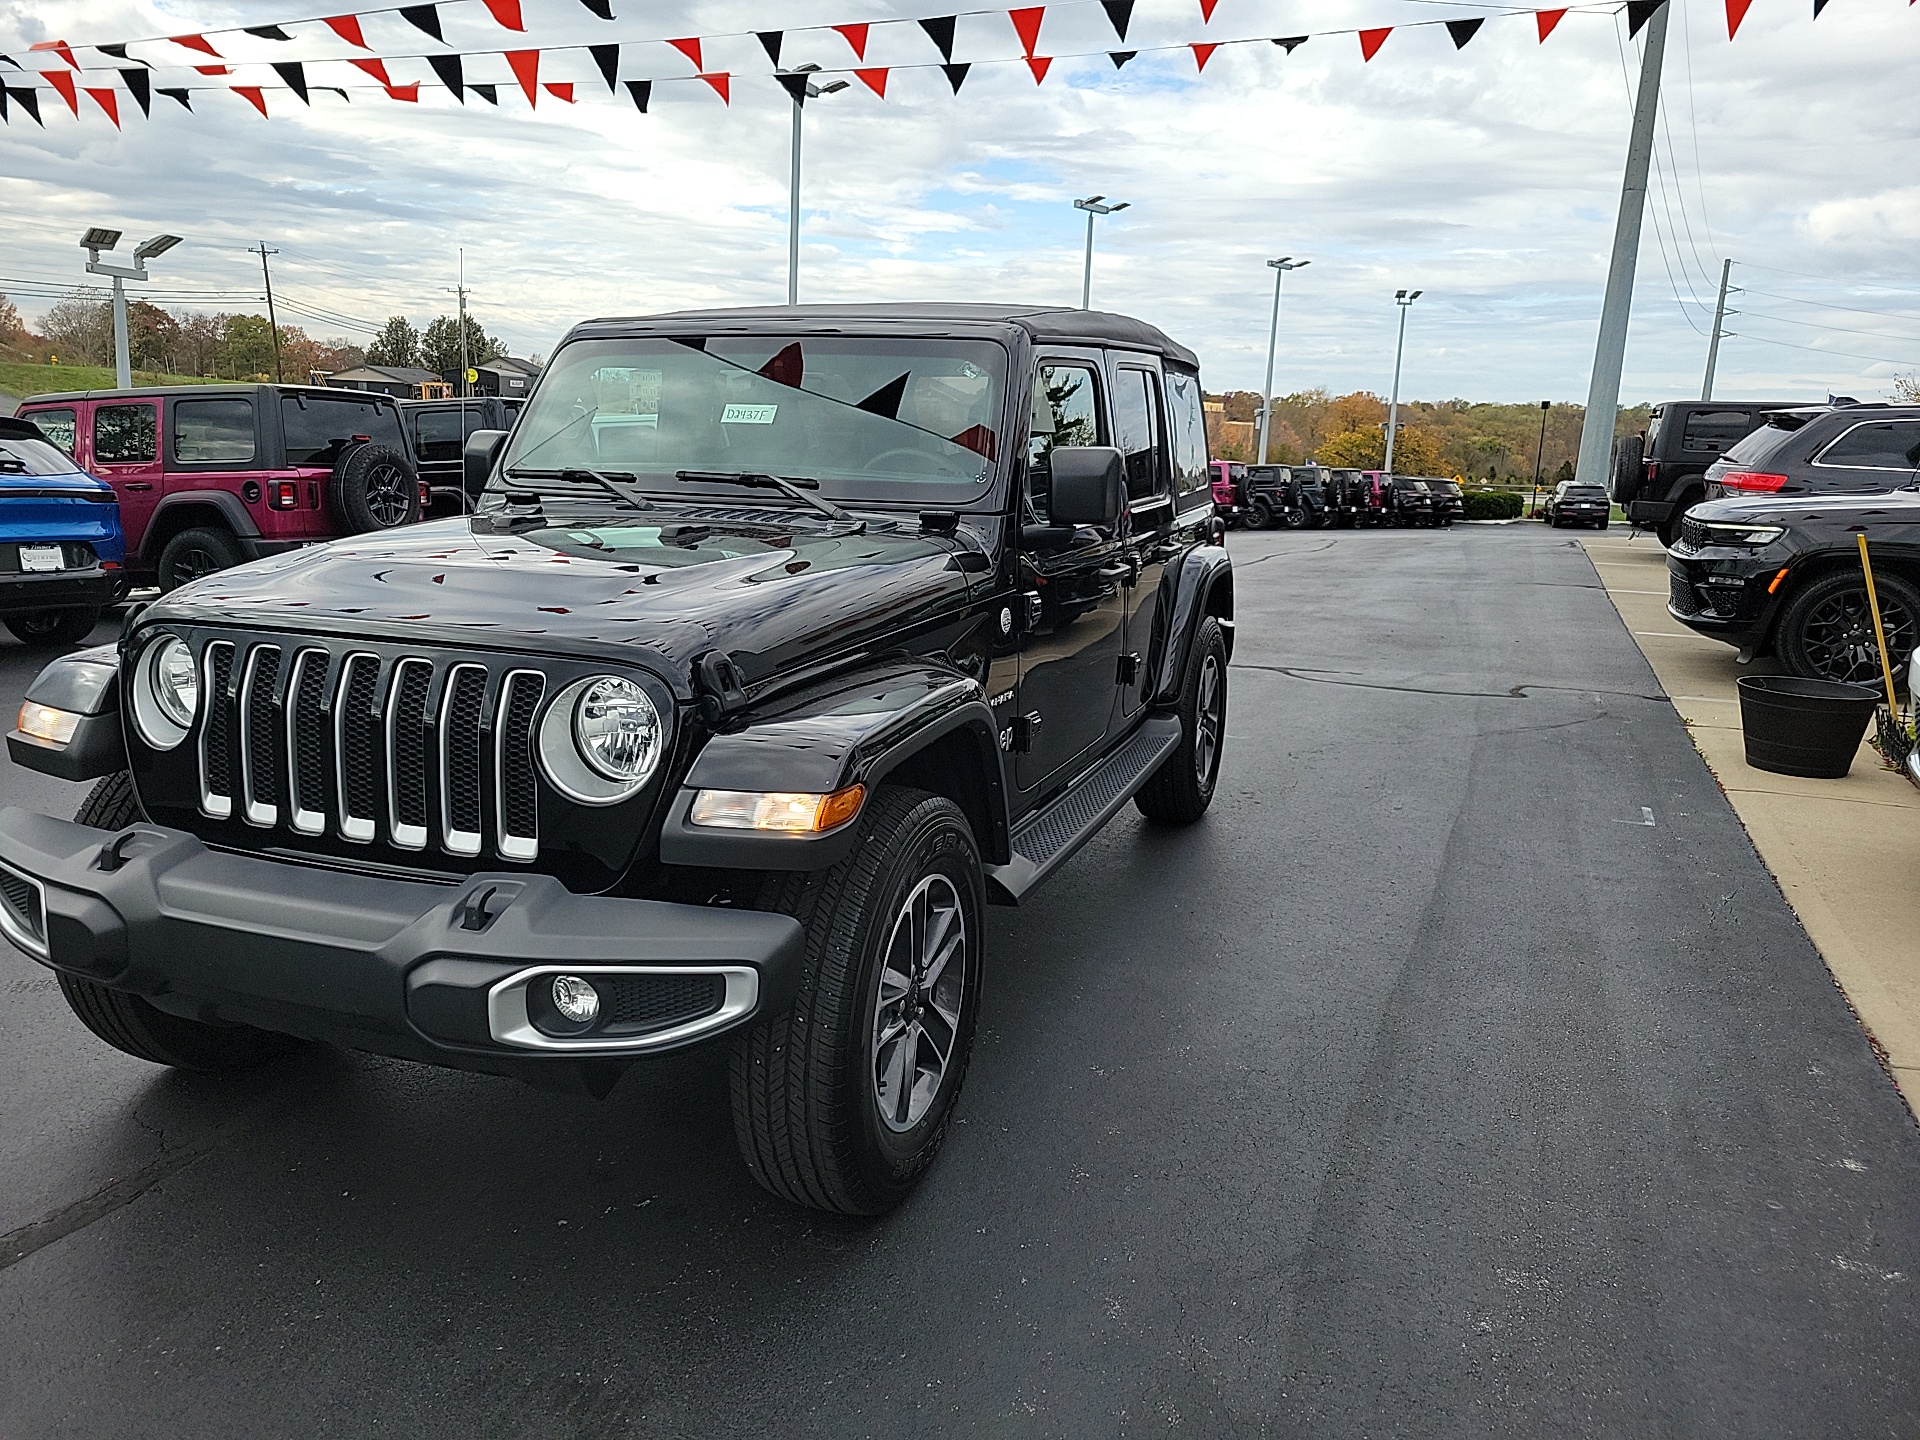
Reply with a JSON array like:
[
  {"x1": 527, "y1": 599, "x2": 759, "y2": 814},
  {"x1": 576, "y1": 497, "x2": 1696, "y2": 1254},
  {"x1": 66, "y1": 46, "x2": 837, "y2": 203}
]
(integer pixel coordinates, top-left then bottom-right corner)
[
  {"x1": 573, "y1": 677, "x2": 662, "y2": 784},
  {"x1": 151, "y1": 636, "x2": 199, "y2": 728}
]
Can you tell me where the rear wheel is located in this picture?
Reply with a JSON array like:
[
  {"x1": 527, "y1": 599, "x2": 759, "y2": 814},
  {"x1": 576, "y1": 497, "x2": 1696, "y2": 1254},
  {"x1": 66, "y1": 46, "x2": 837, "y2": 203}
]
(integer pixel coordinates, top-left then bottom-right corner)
[
  {"x1": 1776, "y1": 570, "x2": 1920, "y2": 687},
  {"x1": 5, "y1": 607, "x2": 100, "y2": 646},
  {"x1": 1245, "y1": 500, "x2": 1272, "y2": 531},
  {"x1": 1136, "y1": 617, "x2": 1226, "y2": 825},
  {"x1": 158, "y1": 526, "x2": 246, "y2": 592},
  {"x1": 1280, "y1": 506, "x2": 1308, "y2": 530},
  {"x1": 1658, "y1": 491, "x2": 1699, "y2": 549}
]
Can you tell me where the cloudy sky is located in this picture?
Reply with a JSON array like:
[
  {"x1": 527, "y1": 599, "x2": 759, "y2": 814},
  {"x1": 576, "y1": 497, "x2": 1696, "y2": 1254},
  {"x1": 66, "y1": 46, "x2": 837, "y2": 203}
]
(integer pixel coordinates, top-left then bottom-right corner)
[{"x1": 2, "y1": 0, "x2": 1917, "y2": 405}]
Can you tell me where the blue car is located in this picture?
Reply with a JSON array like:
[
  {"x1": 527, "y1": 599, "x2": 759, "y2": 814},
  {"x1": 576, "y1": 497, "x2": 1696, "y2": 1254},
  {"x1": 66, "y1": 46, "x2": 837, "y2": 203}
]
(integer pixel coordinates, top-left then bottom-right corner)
[{"x1": 0, "y1": 416, "x2": 125, "y2": 646}]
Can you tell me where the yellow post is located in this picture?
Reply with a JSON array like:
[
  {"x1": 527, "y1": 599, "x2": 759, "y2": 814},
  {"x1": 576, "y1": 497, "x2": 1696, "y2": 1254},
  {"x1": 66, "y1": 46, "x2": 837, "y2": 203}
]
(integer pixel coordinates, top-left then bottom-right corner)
[{"x1": 1856, "y1": 532, "x2": 1900, "y2": 713}]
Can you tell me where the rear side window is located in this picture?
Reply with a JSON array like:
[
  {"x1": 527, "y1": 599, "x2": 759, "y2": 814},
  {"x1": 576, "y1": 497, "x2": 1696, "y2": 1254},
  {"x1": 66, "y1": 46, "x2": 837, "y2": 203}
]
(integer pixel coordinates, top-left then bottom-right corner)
[
  {"x1": 1682, "y1": 408, "x2": 1762, "y2": 455},
  {"x1": 1815, "y1": 420, "x2": 1920, "y2": 470},
  {"x1": 1163, "y1": 369, "x2": 1210, "y2": 501},
  {"x1": 282, "y1": 394, "x2": 404, "y2": 466},
  {"x1": 1721, "y1": 424, "x2": 1795, "y2": 468},
  {"x1": 172, "y1": 399, "x2": 255, "y2": 463},
  {"x1": 93, "y1": 403, "x2": 157, "y2": 464},
  {"x1": 27, "y1": 408, "x2": 76, "y2": 455},
  {"x1": 1112, "y1": 367, "x2": 1164, "y2": 502}
]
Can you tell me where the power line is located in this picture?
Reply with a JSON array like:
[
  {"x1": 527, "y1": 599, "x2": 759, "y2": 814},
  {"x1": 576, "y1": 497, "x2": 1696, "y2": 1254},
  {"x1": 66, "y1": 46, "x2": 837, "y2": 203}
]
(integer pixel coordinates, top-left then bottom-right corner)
[
  {"x1": 1736, "y1": 285, "x2": 1920, "y2": 323},
  {"x1": 1730, "y1": 307, "x2": 1920, "y2": 346},
  {"x1": 1722, "y1": 330, "x2": 1920, "y2": 369}
]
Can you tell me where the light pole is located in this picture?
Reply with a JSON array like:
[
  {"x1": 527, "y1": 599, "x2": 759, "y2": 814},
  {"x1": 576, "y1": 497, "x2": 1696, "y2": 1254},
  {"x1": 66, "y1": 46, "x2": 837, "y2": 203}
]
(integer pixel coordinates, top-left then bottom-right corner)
[
  {"x1": 782, "y1": 64, "x2": 849, "y2": 306},
  {"x1": 1382, "y1": 288, "x2": 1422, "y2": 475},
  {"x1": 1530, "y1": 400, "x2": 1551, "y2": 516},
  {"x1": 1074, "y1": 196, "x2": 1129, "y2": 310},
  {"x1": 81, "y1": 228, "x2": 181, "y2": 388},
  {"x1": 1257, "y1": 257, "x2": 1309, "y2": 464}
]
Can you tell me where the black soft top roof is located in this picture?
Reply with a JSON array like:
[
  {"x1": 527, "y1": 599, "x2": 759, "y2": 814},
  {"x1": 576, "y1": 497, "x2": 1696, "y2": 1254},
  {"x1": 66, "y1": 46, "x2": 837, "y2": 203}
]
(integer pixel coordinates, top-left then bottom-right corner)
[
  {"x1": 567, "y1": 303, "x2": 1200, "y2": 370},
  {"x1": 17, "y1": 382, "x2": 391, "y2": 405}
]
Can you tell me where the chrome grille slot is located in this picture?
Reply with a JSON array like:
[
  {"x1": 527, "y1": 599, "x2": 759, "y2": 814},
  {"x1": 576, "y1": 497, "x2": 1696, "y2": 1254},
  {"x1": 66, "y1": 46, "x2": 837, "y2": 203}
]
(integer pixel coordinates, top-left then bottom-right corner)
[
  {"x1": 496, "y1": 670, "x2": 545, "y2": 862},
  {"x1": 199, "y1": 641, "x2": 235, "y2": 820},
  {"x1": 440, "y1": 663, "x2": 488, "y2": 857},
  {"x1": 287, "y1": 649, "x2": 331, "y2": 835},
  {"x1": 386, "y1": 659, "x2": 434, "y2": 851},
  {"x1": 335, "y1": 654, "x2": 382, "y2": 843},
  {"x1": 239, "y1": 645, "x2": 282, "y2": 827}
]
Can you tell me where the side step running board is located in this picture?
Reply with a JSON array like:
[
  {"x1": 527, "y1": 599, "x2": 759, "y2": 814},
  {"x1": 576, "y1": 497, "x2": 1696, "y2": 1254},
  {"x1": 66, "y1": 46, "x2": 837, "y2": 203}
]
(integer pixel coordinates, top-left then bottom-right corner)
[{"x1": 984, "y1": 715, "x2": 1181, "y2": 906}]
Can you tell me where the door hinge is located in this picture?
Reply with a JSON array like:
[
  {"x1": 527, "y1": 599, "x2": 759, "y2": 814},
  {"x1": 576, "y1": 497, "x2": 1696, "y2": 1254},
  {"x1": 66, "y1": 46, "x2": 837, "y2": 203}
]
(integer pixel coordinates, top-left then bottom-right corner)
[
  {"x1": 1022, "y1": 591, "x2": 1044, "y2": 630},
  {"x1": 1116, "y1": 652, "x2": 1141, "y2": 686},
  {"x1": 1012, "y1": 711, "x2": 1043, "y2": 753}
]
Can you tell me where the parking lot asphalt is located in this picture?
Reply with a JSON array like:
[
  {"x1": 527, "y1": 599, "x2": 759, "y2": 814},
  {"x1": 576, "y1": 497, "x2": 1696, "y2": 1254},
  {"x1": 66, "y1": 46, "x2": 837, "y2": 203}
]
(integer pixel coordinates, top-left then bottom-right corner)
[{"x1": 1, "y1": 527, "x2": 1916, "y2": 1438}]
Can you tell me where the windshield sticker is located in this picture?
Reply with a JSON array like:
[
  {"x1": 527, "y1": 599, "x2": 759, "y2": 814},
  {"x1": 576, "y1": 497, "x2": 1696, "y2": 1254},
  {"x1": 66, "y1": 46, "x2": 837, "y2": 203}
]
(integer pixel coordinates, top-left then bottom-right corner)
[{"x1": 722, "y1": 403, "x2": 779, "y2": 425}]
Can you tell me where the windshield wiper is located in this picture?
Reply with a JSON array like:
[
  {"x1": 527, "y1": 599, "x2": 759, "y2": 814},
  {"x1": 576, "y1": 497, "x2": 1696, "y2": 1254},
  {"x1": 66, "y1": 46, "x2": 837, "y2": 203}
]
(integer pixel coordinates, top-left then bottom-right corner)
[
  {"x1": 503, "y1": 467, "x2": 654, "y2": 511},
  {"x1": 673, "y1": 470, "x2": 863, "y2": 530}
]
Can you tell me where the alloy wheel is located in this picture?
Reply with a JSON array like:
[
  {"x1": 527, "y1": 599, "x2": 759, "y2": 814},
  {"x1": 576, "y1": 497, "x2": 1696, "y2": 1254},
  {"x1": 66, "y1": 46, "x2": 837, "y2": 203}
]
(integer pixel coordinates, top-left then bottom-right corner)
[
  {"x1": 871, "y1": 873, "x2": 967, "y2": 1132},
  {"x1": 1194, "y1": 652, "x2": 1222, "y2": 785},
  {"x1": 1801, "y1": 588, "x2": 1915, "y2": 685},
  {"x1": 171, "y1": 545, "x2": 224, "y2": 584},
  {"x1": 365, "y1": 464, "x2": 413, "y2": 527}
]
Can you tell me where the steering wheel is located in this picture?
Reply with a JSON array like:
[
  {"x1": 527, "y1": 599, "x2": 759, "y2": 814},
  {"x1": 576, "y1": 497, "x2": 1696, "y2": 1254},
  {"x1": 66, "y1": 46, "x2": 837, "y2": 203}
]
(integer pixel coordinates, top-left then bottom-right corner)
[{"x1": 862, "y1": 447, "x2": 945, "y2": 474}]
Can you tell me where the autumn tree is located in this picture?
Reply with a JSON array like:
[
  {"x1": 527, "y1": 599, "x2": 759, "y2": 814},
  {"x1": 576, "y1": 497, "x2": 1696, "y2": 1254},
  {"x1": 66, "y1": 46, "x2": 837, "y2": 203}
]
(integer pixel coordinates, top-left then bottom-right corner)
[
  {"x1": 218, "y1": 314, "x2": 277, "y2": 379},
  {"x1": 0, "y1": 293, "x2": 24, "y2": 346},
  {"x1": 40, "y1": 296, "x2": 113, "y2": 366}
]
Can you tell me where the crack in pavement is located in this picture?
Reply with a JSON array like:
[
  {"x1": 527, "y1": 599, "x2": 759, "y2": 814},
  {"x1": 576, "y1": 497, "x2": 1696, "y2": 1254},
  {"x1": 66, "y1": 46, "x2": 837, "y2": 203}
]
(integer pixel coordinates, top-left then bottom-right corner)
[{"x1": 1230, "y1": 663, "x2": 1668, "y2": 704}]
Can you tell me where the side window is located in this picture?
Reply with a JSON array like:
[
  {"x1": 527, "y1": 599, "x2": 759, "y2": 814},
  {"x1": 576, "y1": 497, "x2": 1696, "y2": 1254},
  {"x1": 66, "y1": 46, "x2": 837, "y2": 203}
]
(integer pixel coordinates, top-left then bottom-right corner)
[
  {"x1": 413, "y1": 409, "x2": 465, "y2": 460},
  {"x1": 1027, "y1": 363, "x2": 1101, "y2": 524},
  {"x1": 1113, "y1": 367, "x2": 1165, "y2": 502},
  {"x1": 1816, "y1": 421, "x2": 1920, "y2": 470},
  {"x1": 1164, "y1": 369, "x2": 1209, "y2": 501},
  {"x1": 1681, "y1": 408, "x2": 1759, "y2": 455},
  {"x1": 29, "y1": 408, "x2": 77, "y2": 455},
  {"x1": 92, "y1": 403, "x2": 157, "y2": 464},
  {"x1": 172, "y1": 399, "x2": 256, "y2": 464}
]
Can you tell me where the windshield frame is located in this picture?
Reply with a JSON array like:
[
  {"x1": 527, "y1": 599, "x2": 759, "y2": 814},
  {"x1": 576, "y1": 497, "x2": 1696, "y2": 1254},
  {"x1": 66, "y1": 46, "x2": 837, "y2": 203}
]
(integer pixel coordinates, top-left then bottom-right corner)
[{"x1": 494, "y1": 330, "x2": 1021, "y2": 515}]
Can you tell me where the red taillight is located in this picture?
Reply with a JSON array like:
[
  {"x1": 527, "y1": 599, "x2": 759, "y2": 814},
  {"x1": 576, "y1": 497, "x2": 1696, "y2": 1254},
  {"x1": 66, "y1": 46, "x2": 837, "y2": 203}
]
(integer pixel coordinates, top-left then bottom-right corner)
[
  {"x1": 1719, "y1": 470, "x2": 1789, "y2": 493},
  {"x1": 1645, "y1": 461, "x2": 1658, "y2": 482},
  {"x1": 269, "y1": 480, "x2": 299, "y2": 510},
  {"x1": 418, "y1": 480, "x2": 431, "y2": 510}
]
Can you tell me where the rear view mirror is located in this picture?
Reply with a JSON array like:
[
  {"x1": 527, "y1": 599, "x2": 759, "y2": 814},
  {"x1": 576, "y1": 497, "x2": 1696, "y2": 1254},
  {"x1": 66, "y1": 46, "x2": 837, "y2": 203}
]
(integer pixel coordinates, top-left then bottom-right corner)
[
  {"x1": 1047, "y1": 446, "x2": 1125, "y2": 529},
  {"x1": 463, "y1": 429, "x2": 509, "y2": 500}
]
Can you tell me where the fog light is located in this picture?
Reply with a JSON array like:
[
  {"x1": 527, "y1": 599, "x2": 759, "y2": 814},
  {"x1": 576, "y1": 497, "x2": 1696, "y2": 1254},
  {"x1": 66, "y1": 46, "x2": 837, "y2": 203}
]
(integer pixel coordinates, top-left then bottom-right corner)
[{"x1": 550, "y1": 974, "x2": 600, "y2": 1025}]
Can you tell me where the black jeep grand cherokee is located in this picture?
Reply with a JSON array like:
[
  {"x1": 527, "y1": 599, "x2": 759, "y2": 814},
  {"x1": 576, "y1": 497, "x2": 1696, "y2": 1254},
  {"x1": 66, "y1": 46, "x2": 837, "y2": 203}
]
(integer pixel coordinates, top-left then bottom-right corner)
[{"x1": 0, "y1": 305, "x2": 1232, "y2": 1215}]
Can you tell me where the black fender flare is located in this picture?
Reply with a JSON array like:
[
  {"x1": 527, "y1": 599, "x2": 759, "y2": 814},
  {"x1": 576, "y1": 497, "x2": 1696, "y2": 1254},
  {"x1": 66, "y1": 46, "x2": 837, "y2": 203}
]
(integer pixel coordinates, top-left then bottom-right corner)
[
  {"x1": 139, "y1": 491, "x2": 262, "y2": 561},
  {"x1": 1149, "y1": 547, "x2": 1233, "y2": 706},
  {"x1": 658, "y1": 661, "x2": 1011, "y2": 871},
  {"x1": 5, "y1": 643, "x2": 126, "y2": 782}
]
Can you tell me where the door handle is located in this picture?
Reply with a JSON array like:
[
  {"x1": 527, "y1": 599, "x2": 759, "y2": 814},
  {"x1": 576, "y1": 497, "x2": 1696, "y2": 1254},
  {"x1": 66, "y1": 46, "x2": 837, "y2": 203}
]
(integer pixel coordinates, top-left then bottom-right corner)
[
  {"x1": 1097, "y1": 563, "x2": 1131, "y2": 582},
  {"x1": 125, "y1": 482, "x2": 154, "y2": 492}
]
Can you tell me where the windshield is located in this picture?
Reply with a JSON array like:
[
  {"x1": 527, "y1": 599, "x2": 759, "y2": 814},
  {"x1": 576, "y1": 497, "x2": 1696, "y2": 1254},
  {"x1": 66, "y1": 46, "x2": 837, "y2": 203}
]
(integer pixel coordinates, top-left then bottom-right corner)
[
  {"x1": 0, "y1": 437, "x2": 86, "y2": 477},
  {"x1": 499, "y1": 335, "x2": 1007, "y2": 506}
]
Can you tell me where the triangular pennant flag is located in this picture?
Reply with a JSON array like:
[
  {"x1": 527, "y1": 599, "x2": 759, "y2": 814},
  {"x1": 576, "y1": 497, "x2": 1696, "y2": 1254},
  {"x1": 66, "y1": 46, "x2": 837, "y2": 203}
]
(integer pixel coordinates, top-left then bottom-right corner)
[
  {"x1": 1444, "y1": 18, "x2": 1482, "y2": 46},
  {"x1": 578, "y1": 0, "x2": 615, "y2": 16},
  {"x1": 698, "y1": 72, "x2": 730, "y2": 103},
  {"x1": 1025, "y1": 54, "x2": 1052, "y2": 83},
  {"x1": 833, "y1": 24, "x2": 870, "y2": 60},
  {"x1": 941, "y1": 62, "x2": 969, "y2": 91},
  {"x1": 243, "y1": 25, "x2": 294, "y2": 41},
  {"x1": 41, "y1": 70, "x2": 78, "y2": 115},
  {"x1": 96, "y1": 44, "x2": 138, "y2": 61},
  {"x1": 1199, "y1": 0, "x2": 1220, "y2": 18},
  {"x1": 233, "y1": 85, "x2": 269, "y2": 117},
  {"x1": 400, "y1": 5, "x2": 443, "y2": 40},
  {"x1": 856, "y1": 374, "x2": 909, "y2": 418},
  {"x1": 385, "y1": 83, "x2": 420, "y2": 101},
  {"x1": 920, "y1": 17, "x2": 957, "y2": 60},
  {"x1": 169, "y1": 34, "x2": 221, "y2": 57},
  {"x1": 273, "y1": 62, "x2": 310, "y2": 103},
  {"x1": 0, "y1": 85, "x2": 7, "y2": 123},
  {"x1": 322, "y1": 16, "x2": 369, "y2": 49},
  {"x1": 1271, "y1": 34, "x2": 1308, "y2": 50},
  {"x1": 157, "y1": 87, "x2": 191, "y2": 111},
  {"x1": 589, "y1": 44, "x2": 620, "y2": 91},
  {"x1": 854, "y1": 67, "x2": 888, "y2": 97},
  {"x1": 1725, "y1": 0, "x2": 1753, "y2": 35},
  {"x1": 1812, "y1": 0, "x2": 1829, "y2": 14},
  {"x1": 429, "y1": 53, "x2": 463, "y2": 100},
  {"x1": 758, "y1": 31, "x2": 783, "y2": 65},
  {"x1": 1626, "y1": 1, "x2": 1665, "y2": 38},
  {"x1": 776, "y1": 72, "x2": 810, "y2": 104},
  {"x1": 1101, "y1": 0, "x2": 1135, "y2": 41},
  {"x1": 1010, "y1": 8, "x2": 1046, "y2": 56},
  {"x1": 349, "y1": 57, "x2": 392, "y2": 85},
  {"x1": 1536, "y1": 8, "x2": 1568, "y2": 39},
  {"x1": 624, "y1": 78, "x2": 650, "y2": 111},
  {"x1": 1191, "y1": 41, "x2": 1219, "y2": 70},
  {"x1": 120, "y1": 68, "x2": 151, "y2": 115},
  {"x1": 1109, "y1": 50, "x2": 1136, "y2": 66},
  {"x1": 0, "y1": 55, "x2": 17, "y2": 68},
  {"x1": 471, "y1": 82, "x2": 498, "y2": 104},
  {"x1": 1358, "y1": 27, "x2": 1392, "y2": 60},
  {"x1": 7, "y1": 86, "x2": 42, "y2": 125},
  {"x1": 483, "y1": 0, "x2": 526, "y2": 32},
  {"x1": 194, "y1": 65, "x2": 232, "y2": 75},
  {"x1": 83, "y1": 87, "x2": 120, "y2": 127},
  {"x1": 506, "y1": 49, "x2": 540, "y2": 105},
  {"x1": 29, "y1": 41, "x2": 78, "y2": 70},
  {"x1": 544, "y1": 82, "x2": 574, "y2": 102},
  {"x1": 669, "y1": 37, "x2": 703, "y2": 70},
  {"x1": 319, "y1": 87, "x2": 351, "y2": 100}
]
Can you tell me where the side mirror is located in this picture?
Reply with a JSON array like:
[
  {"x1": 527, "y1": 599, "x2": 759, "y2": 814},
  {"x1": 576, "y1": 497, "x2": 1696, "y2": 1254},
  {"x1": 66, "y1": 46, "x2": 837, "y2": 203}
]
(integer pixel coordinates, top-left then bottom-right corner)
[
  {"x1": 463, "y1": 429, "x2": 509, "y2": 500},
  {"x1": 1048, "y1": 446, "x2": 1125, "y2": 529}
]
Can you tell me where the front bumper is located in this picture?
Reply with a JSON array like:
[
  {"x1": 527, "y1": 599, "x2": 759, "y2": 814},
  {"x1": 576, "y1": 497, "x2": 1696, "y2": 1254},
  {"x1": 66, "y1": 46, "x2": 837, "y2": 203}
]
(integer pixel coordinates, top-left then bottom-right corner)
[
  {"x1": 1666, "y1": 550, "x2": 1782, "y2": 649},
  {"x1": 0, "y1": 568, "x2": 123, "y2": 616},
  {"x1": 0, "y1": 808, "x2": 804, "y2": 1079}
]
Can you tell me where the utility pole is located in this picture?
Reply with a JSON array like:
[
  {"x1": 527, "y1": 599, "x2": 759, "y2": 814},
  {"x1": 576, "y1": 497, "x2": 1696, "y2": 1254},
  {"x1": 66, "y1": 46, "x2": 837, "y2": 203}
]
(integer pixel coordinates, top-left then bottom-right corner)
[
  {"x1": 252, "y1": 243, "x2": 282, "y2": 382},
  {"x1": 452, "y1": 248, "x2": 470, "y2": 399},
  {"x1": 1573, "y1": 0, "x2": 1670, "y2": 487},
  {"x1": 1702, "y1": 257, "x2": 1733, "y2": 401},
  {"x1": 1258, "y1": 258, "x2": 1309, "y2": 464},
  {"x1": 1384, "y1": 289, "x2": 1421, "y2": 475}
]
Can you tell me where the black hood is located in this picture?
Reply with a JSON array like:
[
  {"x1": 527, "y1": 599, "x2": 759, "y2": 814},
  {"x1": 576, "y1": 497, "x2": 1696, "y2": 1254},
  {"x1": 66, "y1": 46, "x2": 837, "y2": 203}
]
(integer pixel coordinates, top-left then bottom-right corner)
[
  {"x1": 1690, "y1": 489, "x2": 1920, "y2": 528},
  {"x1": 140, "y1": 512, "x2": 982, "y2": 695}
]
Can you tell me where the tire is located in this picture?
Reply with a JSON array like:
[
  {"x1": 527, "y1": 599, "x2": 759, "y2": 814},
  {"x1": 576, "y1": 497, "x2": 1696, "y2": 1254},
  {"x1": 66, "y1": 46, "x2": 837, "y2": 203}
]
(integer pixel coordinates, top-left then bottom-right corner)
[
  {"x1": 157, "y1": 526, "x2": 246, "y2": 592},
  {"x1": 57, "y1": 772, "x2": 295, "y2": 1072},
  {"x1": 731, "y1": 787, "x2": 984, "y2": 1215},
  {"x1": 5, "y1": 607, "x2": 100, "y2": 646},
  {"x1": 1135, "y1": 616, "x2": 1227, "y2": 825},
  {"x1": 1775, "y1": 570, "x2": 1920, "y2": 688},
  {"x1": 1280, "y1": 506, "x2": 1308, "y2": 530},
  {"x1": 1245, "y1": 500, "x2": 1272, "y2": 531},
  {"x1": 1612, "y1": 434, "x2": 1644, "y2": 505},
  {"x1": 329, "y1": 443, "x2": 420, "y2": 535},
  {"x1": 1658, "y1": 492, "x2": 1698, "y2": 549}
]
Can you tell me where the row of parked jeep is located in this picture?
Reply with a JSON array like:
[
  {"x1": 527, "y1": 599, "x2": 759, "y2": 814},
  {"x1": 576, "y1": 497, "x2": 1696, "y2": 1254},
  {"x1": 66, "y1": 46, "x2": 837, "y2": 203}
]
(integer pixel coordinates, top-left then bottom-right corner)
[{"x1": 1209, "y1": 461, "x2": 1465, "y2": 530}]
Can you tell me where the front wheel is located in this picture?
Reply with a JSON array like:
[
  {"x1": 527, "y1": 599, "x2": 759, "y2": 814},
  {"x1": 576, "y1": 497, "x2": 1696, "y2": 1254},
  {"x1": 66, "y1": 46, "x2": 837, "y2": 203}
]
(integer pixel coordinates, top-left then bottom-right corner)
[
  {"x1": 1136, "y1": 616, "x2": 1226, "y2": 825},
  {"x1": 5, "y1": 607, "x2": 100, "y2": 646},
  {"x1": 731, "y1": 787, "x2": 983, "y2": 1215},
  {"x1": 1280, "y1": 506, "x2": 1308, "y2": 530},
  {"x1": 1776, "y1": 570, "x2": 1920, "y2": 687},
  {"x1": 1244, "y1": 501, "x2": 1272, "y2": 531}
]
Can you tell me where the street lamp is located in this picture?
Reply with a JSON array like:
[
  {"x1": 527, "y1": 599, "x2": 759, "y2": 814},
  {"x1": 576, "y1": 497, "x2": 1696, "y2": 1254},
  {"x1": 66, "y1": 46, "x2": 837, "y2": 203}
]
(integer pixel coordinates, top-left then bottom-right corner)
[
  {"x1": 1530, "y1": 400, "x2": 1551, "y2": 517},
  {"x1": 1074, "y1": 196, "x2": 1129, "y2": 310},
  {"x1": 781, "y1": 63, "x2": 849, "y2": 306},
  {"x1": 1257, "y1": 257, "x2": 1309, "y2": 464},
  {"x1": 1382, "y1": 288, "x2": 1422, "y2": 476},
  {"x1": 82, "y1": 228, "x2": 182, "y2": 388}
]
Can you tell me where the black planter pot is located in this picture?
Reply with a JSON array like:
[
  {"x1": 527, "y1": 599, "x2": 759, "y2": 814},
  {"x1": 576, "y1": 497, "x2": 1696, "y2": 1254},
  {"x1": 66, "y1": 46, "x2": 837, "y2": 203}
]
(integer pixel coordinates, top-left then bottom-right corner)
[{"x1": 1736, "y1": 675, "x2": 1880, "y2": 778}]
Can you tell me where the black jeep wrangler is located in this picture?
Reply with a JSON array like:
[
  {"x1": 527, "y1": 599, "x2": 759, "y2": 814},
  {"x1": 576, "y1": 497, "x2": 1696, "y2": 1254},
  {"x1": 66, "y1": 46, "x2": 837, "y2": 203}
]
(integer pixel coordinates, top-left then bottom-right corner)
[
  {"x1": 0, "y1": 304, "x2": 1232, "y2": 1216},
  {"x1": 1609, "y1": 399, "x2": 1799, "y2": 546}
]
